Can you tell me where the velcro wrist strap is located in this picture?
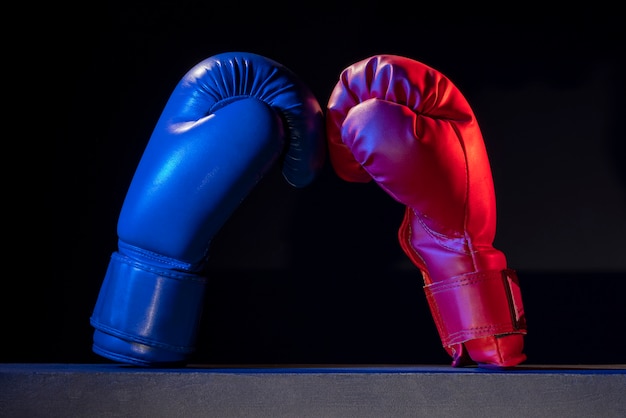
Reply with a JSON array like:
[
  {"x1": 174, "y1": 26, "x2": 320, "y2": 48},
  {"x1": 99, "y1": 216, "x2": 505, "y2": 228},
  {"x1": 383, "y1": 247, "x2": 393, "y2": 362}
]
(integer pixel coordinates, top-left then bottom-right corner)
[
  {"x1": 91, "y1": 251, "x2": 208, "y2": 353},
  {"x1": 424, "y1": 269, "x2": 527, "y2": 347}
]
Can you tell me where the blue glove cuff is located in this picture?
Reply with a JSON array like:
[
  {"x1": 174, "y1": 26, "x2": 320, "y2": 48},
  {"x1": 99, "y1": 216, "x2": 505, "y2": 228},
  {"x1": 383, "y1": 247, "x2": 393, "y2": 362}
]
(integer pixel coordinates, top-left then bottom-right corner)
[{"x1": 90, "y1": 252, "x2": 207, "y2": 366}]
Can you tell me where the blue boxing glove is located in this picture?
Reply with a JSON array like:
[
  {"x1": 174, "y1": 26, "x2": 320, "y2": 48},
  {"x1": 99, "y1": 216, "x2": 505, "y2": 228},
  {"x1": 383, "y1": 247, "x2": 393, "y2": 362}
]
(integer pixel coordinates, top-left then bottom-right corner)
[{"x1": 90, "y1": 52, "x2": 325, "y2": 366}]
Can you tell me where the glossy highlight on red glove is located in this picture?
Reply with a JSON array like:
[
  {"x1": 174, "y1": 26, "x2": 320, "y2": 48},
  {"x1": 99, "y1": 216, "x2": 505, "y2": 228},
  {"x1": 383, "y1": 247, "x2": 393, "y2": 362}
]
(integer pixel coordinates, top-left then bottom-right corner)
[{"x1": 326, "y1": 55, "x2": 527, "y2": 368}]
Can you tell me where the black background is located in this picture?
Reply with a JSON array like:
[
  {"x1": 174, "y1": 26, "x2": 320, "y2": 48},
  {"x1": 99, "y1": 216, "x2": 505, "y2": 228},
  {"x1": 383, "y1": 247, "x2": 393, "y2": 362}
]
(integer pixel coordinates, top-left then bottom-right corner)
[{"x1": 8, "y1": 5, "x2": 625, "y2": 366}]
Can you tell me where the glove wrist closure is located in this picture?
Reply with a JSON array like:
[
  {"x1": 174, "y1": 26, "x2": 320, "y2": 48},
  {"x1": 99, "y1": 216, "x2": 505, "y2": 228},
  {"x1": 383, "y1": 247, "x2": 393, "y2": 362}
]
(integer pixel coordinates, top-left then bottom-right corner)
[
  {"x1": 424, "y1": 269, "x2": 527, "y2": 347},
  {"x1": 90, "y1": 252, "x2": 207, "y2": 366}
]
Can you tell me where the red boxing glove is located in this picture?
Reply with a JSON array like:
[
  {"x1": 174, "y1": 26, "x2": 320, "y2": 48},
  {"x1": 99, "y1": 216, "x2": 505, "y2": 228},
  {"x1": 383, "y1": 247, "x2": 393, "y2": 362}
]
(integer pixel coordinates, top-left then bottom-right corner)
[{"x1": 326, "y1": 55, "x2": 527, "y2": 368}]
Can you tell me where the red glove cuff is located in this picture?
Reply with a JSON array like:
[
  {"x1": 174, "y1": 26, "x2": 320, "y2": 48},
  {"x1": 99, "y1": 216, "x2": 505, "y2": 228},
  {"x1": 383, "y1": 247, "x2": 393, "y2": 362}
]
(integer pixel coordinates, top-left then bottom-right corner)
[{"x1": 424, "y1": 269, "x2": 527, "y2": 347}]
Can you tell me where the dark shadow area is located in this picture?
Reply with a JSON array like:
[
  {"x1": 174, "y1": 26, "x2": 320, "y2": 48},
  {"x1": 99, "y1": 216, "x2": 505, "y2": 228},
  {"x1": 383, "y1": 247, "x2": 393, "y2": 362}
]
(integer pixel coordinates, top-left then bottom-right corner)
[{"x1": 5, "y1": 7, "x2": 625, "y2": 368}]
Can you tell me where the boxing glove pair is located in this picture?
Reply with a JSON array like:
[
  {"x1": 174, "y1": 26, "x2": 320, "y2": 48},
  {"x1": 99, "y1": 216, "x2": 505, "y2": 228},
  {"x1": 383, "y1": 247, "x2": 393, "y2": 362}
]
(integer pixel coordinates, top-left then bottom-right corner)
[{"x1": 91, "y1": 52, "x2": 527, "y2": 368}]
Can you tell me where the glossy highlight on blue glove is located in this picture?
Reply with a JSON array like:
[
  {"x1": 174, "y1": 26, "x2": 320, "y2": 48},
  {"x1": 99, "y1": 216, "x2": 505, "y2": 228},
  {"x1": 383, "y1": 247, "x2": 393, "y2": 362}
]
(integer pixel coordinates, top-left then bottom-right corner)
[{"x1": 90, "y1": 52, "x2": 326, "y2": 366}]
